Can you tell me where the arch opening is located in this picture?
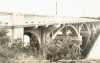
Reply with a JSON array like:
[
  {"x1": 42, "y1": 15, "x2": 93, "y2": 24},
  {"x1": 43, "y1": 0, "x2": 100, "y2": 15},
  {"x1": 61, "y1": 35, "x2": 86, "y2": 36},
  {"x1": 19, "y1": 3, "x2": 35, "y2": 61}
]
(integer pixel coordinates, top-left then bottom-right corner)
[
  {"x1": 80, "y1": 24, "x2": 92, "y2": 58},
  {"x1": 24, "y1": 32, "x2": 40, "y2": 51},
  {"x1": 51, "y1": 25, "x2": 78, "y2": 39},
  {"x1": 24, "y1": 32, "x2": 32, "y2": 47},
  {"x1": 66, "y1": 25, "x2": 78, "y2": 36},
  {"x1": 24, "y1": 34, "x2": 30, "y2": 47}
]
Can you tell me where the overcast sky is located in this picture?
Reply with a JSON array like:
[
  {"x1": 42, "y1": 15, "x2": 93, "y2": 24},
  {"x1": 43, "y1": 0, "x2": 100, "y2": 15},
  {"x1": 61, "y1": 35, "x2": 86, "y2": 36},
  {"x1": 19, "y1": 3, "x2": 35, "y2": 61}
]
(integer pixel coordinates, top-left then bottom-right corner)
[{"x1": 0, "y1": 0, "x2": 100, "y2": 17}]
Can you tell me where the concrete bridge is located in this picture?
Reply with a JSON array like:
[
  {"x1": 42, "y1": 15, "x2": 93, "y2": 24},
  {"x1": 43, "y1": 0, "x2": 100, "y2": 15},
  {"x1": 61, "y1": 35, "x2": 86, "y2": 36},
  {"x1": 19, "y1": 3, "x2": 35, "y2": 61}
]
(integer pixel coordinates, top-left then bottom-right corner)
[{"x1": 0, "y1": 11, "x2": 100, "y2": 60}]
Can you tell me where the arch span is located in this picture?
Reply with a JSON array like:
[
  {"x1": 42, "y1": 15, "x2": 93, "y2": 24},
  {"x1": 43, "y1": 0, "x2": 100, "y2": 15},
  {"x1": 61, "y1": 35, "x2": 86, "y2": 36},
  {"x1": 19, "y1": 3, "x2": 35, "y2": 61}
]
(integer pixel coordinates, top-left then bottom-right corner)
[
  {"x1": 51, "y1": 25, "x2": 79, "y2": 39},
  {"x1": 66, "y1": 25, "x2": 78, "y2": 36}
]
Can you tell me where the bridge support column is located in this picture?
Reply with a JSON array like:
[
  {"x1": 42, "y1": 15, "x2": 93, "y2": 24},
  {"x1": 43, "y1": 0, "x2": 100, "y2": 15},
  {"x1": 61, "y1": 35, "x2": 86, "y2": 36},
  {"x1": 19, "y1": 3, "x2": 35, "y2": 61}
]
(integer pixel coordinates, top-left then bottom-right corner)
[
  {"x1": 39, "y1": 27, "x2": 48, "y2": 59},
  {"x1": 11, "y1": 27, "x2": 24, "y2": 44}
]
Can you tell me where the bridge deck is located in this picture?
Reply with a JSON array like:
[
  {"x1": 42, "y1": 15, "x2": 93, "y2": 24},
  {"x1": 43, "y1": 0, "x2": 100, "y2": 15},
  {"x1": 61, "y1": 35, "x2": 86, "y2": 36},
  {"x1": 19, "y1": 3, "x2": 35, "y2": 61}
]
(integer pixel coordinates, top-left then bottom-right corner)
[{"x1": 0, "y1": 11, "x2": 99, "y2": 28}]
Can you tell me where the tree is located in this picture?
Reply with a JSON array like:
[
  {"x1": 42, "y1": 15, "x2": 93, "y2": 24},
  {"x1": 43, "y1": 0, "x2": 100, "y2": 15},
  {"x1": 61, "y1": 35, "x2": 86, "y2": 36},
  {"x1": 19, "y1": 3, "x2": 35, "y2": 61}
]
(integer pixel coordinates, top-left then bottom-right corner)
[
  {"x1": 0, "y1": 29, "x2": 10, "y2": 47},
  {"x1": 0, "y1": 29, "x2": 14, "y2": 63}
]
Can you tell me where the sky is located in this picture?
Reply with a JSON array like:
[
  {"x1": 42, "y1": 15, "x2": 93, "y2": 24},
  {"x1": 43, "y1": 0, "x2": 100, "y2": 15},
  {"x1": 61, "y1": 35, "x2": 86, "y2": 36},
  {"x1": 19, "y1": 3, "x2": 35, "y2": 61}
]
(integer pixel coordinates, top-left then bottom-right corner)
[{"x1": 0, "y1": 0, "x2": 100, "y2": 17}]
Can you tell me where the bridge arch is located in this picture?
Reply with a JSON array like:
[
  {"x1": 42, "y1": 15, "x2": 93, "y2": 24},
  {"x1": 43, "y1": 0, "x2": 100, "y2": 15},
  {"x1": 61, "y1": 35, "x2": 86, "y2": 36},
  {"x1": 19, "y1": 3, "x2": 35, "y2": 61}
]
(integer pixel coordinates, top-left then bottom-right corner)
[
  {"x1": 80, "y1": 24, "x2": 92, "y2": 58},
  {"x1": 24, "y1": 31, "x2": 40, "y2": 51},
  {"x1": 80, "y1": 24, "x2": 90, "y2": 31},
  {"x1": 47, "y1": 24, "x2": 81, "y2": 60},
  {"x1": 80, "y1": 24, "x2": 91, "y2": 43},
  {"x1": 66, "y1": 25, "x2": 78, "y2": 36}
]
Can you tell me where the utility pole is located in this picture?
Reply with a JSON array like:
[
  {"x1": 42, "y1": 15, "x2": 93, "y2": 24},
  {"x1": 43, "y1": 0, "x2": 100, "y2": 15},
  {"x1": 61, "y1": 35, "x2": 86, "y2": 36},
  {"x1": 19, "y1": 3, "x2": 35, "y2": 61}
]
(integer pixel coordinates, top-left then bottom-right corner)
[
  {"x1": 56, "y1": 0, "x2": 63, "y2": 16},
  {"x1": 56, "y1": 0, "x2": 58, "y2": 15}
]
